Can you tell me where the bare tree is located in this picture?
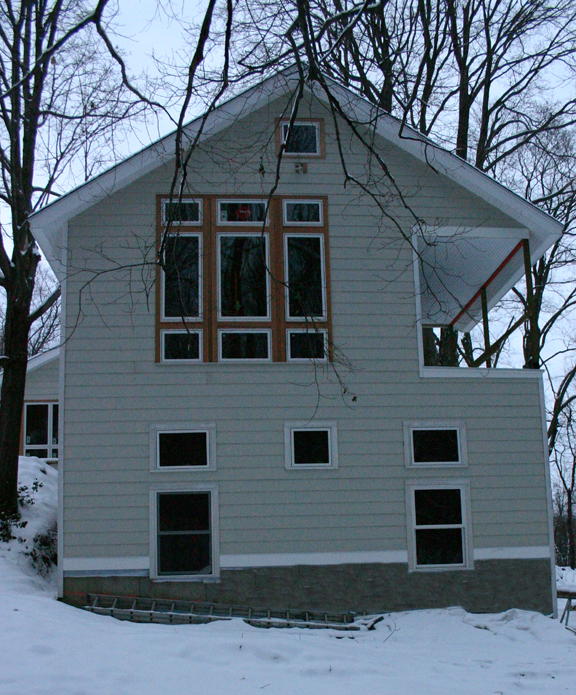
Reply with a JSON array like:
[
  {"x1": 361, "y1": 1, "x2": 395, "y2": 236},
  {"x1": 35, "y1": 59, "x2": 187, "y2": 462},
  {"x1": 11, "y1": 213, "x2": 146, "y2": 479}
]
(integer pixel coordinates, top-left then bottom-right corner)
[
  {"x1": 0, "y1": 0, "x2": 149, "y2": 519},
  {"x1": 552, "y1": 406, "x2": 576, "y2": 568}
]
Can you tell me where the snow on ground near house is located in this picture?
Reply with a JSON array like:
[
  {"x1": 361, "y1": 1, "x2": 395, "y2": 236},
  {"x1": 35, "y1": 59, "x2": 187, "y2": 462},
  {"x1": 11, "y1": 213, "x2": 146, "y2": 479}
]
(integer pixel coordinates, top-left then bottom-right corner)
[
  {"x1": 557, "y1": 566, "x2": 576, "y2": 592},
  {"x1": 1, "y1": 458, "x2": 576, "y2": 695}
]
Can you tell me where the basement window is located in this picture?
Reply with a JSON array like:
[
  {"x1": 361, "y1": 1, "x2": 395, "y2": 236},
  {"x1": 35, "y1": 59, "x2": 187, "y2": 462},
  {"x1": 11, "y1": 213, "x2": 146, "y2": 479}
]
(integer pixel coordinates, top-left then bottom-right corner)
[
  {"x1": 407, "y1": 483, "x2": 472, "y2": 571},
  {"x1": 154, "y1": 490, "x2": 216, "y2": 577}
]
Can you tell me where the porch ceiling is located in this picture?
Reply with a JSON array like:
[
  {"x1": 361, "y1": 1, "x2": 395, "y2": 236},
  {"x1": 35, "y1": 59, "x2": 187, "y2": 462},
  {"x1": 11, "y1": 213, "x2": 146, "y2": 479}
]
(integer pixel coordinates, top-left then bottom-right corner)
[{"x1": 417, "y1": 227, "x2": 532, "y2": 333}]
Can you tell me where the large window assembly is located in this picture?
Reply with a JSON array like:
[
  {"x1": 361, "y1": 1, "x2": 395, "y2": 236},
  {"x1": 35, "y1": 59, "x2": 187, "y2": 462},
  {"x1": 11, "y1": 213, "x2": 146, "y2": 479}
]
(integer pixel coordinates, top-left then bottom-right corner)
[{"x1": 157, "y1": 196, "x2": 330, "y2": 363}]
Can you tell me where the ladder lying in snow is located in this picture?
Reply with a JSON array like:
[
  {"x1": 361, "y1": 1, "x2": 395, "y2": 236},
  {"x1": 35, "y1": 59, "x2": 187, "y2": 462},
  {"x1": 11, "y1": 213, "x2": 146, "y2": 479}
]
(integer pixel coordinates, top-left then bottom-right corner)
[{"x1": 83, "y1": 594, "x2": 382, "y2": 631}]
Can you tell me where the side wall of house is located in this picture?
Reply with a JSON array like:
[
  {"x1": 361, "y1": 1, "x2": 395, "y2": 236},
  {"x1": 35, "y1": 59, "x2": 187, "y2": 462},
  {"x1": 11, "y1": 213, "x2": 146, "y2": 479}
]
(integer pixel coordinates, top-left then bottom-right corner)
[{"x1": 61, "y1": 93, "x2": 553, "y2": 614}]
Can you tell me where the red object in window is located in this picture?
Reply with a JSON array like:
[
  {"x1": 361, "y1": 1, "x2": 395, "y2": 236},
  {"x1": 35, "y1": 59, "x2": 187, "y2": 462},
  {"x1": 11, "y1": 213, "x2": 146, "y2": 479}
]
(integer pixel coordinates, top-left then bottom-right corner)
[{"x1": 235, "y1": 204, "x2": 251, "y2": 221}]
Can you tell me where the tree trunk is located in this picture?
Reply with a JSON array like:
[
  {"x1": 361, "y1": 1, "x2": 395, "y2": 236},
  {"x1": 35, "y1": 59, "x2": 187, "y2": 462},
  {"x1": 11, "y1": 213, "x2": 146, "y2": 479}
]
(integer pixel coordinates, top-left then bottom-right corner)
[
  {"x1": 568, "y1": 490, "x2": 575, "y2": 569},
  {"x1": 0, "y1": 292, "x2": 32, "y2": 517}
]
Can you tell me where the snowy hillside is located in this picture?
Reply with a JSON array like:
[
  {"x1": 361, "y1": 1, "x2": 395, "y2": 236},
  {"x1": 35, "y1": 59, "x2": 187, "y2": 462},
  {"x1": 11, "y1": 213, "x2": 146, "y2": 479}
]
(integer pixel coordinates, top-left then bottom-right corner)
[{"x1": 1, "y1": 457, "x2": 576, "y2": 695}]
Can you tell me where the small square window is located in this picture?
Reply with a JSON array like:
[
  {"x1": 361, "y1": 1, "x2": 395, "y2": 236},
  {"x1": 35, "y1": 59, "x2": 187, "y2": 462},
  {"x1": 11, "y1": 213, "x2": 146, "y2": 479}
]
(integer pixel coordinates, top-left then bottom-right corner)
[
  {"x1": 283, "y1": 200, "x2": 323, "y2": 226},
  {"x1": 161, "y1": 330, "x2": 202, "y2": 362},
  {"x1": 284, "y1": 422, "x2": 338, "y2": 469},
  {"x1": 287, "y1": 330, "x2": 327, "y2": 361},
  {"x1": 161, "y1": 198, "x2": 202, "y2": 225},
  {"x1": 151, "y1": 423, "x2": 216, "y2": 471},
  {"x1": 158, "y1": 432, "x2": 209, "y2": 468},
  {"x1": 407, "y1": 483, "x2": 472, "y2": 571},
  {"x1": 404, "y1": 421, "x2": 466, "y2": 467},
  {"x1": 219, "y1": 330, "x2": 271, "y2": 361},
  {"x1": 281, "y1": 122, "x2": 320, "y2": 156}
]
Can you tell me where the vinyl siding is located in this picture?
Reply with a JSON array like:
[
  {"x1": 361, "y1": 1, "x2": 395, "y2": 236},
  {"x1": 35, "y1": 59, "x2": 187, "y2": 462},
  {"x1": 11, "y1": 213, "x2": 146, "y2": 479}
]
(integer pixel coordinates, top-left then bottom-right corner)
[{"x1": 61, "y1": 93, "x2": 550, "y2": 563}]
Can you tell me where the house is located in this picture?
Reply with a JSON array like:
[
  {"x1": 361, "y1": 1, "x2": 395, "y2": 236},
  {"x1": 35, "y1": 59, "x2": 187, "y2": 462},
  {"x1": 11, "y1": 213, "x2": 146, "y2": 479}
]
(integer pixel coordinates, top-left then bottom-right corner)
[{"x1": 29, "y1": 69, "x2": 561, "y2": 615}]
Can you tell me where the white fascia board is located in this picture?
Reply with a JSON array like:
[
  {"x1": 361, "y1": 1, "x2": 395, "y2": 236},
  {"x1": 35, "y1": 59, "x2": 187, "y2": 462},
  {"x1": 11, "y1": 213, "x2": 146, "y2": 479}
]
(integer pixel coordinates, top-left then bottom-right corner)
[
  {"x1": 421, "y1": 226, "x2": 530, "y2": 239},
  {"x1": 315, "y1": 78, "x2": 563, "y2": 243},
  {"x1": 26, "y1": 347, "x2": 60, "y2": 373},
  {"x1": 29, "y1": 69, "x2": 301, "y2": 271}
]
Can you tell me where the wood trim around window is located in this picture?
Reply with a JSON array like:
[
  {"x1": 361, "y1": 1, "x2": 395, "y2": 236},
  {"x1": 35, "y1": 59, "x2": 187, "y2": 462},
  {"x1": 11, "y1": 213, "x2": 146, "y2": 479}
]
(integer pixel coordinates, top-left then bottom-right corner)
[{"x1": 156, "y1": 194, "x2": 331, "y2": 363}]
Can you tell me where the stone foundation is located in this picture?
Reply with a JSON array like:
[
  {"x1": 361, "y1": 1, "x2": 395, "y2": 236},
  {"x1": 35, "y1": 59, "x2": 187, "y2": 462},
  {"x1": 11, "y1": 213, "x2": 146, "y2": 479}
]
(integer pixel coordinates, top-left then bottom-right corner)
[{"x1": 63, "y1": 559, "x2": 554, "y2": 615}]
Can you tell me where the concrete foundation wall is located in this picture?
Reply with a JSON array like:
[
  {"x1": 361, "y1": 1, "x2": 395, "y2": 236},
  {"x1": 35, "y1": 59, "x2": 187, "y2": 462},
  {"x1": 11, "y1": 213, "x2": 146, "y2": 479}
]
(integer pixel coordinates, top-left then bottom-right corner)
[{"x1": 64, "y1": 559, "x2": 553, "y2": 615}]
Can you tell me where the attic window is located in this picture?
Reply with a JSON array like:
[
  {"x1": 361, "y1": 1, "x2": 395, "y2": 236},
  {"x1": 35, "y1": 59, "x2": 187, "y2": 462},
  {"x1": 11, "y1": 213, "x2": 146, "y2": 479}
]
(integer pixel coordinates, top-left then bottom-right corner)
[{"x1": 281, "y1": 121, "x2": 321, "y2": 156}]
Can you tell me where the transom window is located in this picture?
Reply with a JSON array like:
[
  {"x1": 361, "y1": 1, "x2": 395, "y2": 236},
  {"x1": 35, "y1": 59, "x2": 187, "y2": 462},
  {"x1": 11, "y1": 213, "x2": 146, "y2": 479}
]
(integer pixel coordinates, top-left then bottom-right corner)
[
  {"x1": 157, "y1": 196, "x2": 331, "y2": 363},
  {"x1": 162, "y1": 198, "x2": 202, "y2": 225},
  {"x1": 24, "y1": 402, "x2": 58, "y2": 462},
  {"x1": 407, "y1": 483, "x2": 472, "y2": 571}
]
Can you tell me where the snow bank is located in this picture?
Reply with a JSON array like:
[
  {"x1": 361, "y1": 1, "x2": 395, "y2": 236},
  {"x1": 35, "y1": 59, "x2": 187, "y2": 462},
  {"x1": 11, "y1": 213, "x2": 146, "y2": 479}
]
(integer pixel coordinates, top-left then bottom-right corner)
[
  {"x1": 557, "y1": 566, "x2": 576, "y2": 592},
  {"x1": 0, "y1": 456, "x2": 57, "y2": 588}
]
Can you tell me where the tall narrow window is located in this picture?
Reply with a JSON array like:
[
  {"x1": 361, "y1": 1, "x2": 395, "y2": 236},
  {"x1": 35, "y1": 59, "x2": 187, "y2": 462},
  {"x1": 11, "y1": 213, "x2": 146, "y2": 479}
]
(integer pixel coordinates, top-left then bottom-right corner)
[
  {"x1": 285, "y1": 235, "x2": 325, "y2": 319},
  {"x1": 156, "y1": 491, "x2": 212, "y2": 576},
  {"x1": 219, "y1": 235, "x2": 269, "y2": 319},
  {"x1": 162, "y1": 235, "x2": 201, "y2": 320}
]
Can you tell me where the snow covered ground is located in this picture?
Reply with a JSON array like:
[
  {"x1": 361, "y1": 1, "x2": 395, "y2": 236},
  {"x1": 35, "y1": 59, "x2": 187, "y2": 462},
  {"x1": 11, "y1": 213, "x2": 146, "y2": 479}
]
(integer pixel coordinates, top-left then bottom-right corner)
[{"x1": 1, "y1": 457, "x2": 576, "y2": 695}]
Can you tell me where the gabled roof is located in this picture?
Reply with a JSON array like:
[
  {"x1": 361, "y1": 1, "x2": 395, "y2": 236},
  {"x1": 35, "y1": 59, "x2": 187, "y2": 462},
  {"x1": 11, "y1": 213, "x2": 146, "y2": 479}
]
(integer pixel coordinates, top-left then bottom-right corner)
[{"x1": 29, "y1": 67, "x2": 562, "y2": 330}]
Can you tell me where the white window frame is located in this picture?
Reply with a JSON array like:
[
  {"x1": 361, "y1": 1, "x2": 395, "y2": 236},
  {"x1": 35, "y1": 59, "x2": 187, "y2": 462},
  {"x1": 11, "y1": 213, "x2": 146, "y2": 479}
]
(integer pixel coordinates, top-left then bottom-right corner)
[
  {"x1": 217, "y1": 232, "x2": 271, "y2": 322},
  {"x1": 218, "y1": 328, "x2": 272, "y2": 363},
  {"x1": 150, "y1": 422, "x2": 216, "y2": 472},
  {"x1": 23, "y1": 401, "x2": 59, "y2": 462},
  {"x1": 406, "y1": 481, "x2": 473, "y2": 572},
  {"x1": 286, "y1": 328, "x2": 328, "y2": 362},
  {"x1": 284, "y1": 421, "x2": 338, "y2": 470},
  {"x1": 216, "y1": 199, "x2": 270, "y2": 226},
  {"x1": 160, "y1": 329, "x2": 203, "y2": 363},
  {"x1": 149, "y1": 483, "x2": 219, "y2": 581},
  {"x1": 280, "y1": 121, "x2": 321, "y2": 157},
  {"x1": 161, "y1": 198, "x2": 203, "y2": 226},
  {"x1": 284, "y1": 233, "x2": 327, "y2": 322},
  {"x1": 161, "y1": 232, "x2": 203, "y2": 322},
  {"x1": 282, "y1": 199, "x2": 324, "y2": 227},
  {"x1": 403, "y1": 420, "x2": 467, "y2": 468}
]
